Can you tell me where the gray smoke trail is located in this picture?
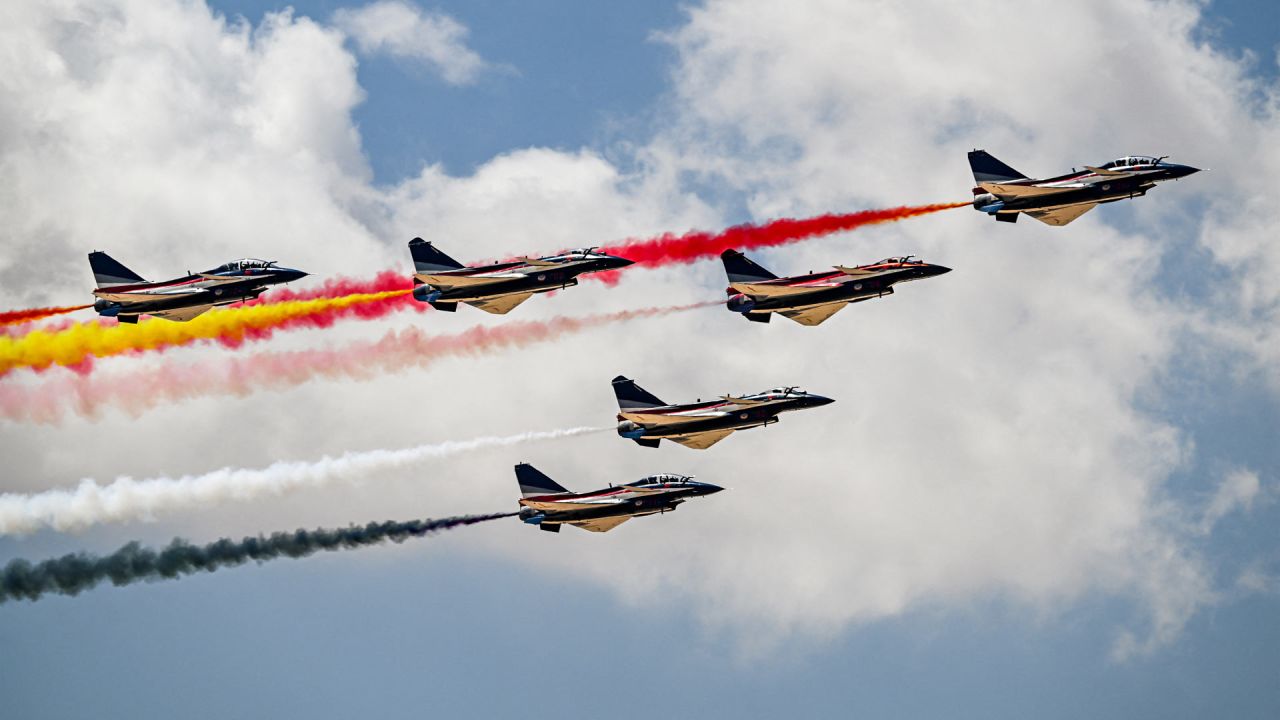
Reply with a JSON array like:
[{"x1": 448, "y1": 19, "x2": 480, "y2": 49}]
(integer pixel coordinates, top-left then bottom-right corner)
[
  {"x1": 0, "y1": 512, "x2": 516, "y2": 603},
  {"x1": 0, "y1": 426, "x2": 605, "y2": 536}
]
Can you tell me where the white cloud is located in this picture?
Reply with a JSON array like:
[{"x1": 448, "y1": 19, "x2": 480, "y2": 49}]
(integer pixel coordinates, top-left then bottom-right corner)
[
  {"x1": 1201, "y1": 468, "x2": 1262, "y2": 533},
  {"x1": 332, "y1": 1, "x2": 488, "y2": 85},
  {"x1": 0, "y1": 0, "x2": 1275, "y2": 661}
]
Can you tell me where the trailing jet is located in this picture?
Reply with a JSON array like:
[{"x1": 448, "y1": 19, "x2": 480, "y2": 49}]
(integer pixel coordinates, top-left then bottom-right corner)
[
  {"x1": 408, "y1": 238, "x2": 634, "y2": 314},
  {"x1": 613, "y1": 375, "x2": 833, "y2": 449},
  {"x1": 968, "y1": 150, "x2": 1200, "y2": 226},
  {"x1": 721, "y1": 249, "x2": 950, "y2": 326},
  {"x1": 515, "y1": 462, "x2": 723, "y2": 533},
  {"x1": 88, "y1": 252, "x2": 308, "y2": 323}
]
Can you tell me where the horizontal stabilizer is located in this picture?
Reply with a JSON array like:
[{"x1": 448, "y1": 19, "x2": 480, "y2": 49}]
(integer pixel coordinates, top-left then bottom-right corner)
[
  {"x1": 744, "y1": 312, "x2": 771, "y2": 323},
  {"x1": 634, "y1": 437, "x2": 661, "y2": 448}
]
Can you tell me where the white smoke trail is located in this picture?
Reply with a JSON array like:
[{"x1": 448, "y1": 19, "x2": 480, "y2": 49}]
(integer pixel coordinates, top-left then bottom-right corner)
[{"x1": 0, "y1": 426, "x2": 605, "y2": 536}]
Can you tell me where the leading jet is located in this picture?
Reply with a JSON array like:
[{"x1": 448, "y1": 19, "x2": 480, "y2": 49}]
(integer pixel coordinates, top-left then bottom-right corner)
[
  {"x1": 408, "y1": 238, "x2": 634, "y2": 314},
  {"x1": 968, "y1": 150, "x2": 1200, "y2": 226},
  {"x1": 613, "y1": 375, "x2": 834, "y2": 449},
  {"x1": 515, "y1": 463, "x2": 723, "y2": 533},
  {"x1": 88, "y1": 251, "x2": 308, "y2": 323},
  {"x1": 721, "y1": 248, "x2": 951, "y2": 326}
]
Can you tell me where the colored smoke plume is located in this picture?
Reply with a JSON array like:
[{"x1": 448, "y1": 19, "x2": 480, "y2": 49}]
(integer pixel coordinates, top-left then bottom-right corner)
[
  {"x1": 250, "y1": 269, "x2": 423, "y2": 317},
  {"x1": 592, "y1": 201, "x2": 969, "y2": 282},
  {"x1": 0, "y1": 289, "x2": 408, "y2": 377},
  {"x1": 0, "y1": 304, "x2": 92, "y2": 328},
  {"x1": 0, "y1": 303, "x2": 711, "y2": 424},
  {"x1": 0, "y1": 426, "x2": 604, "y2": 535},
  {"x1": 0, "y1": 512, "x2": 516, "y2": 603}
]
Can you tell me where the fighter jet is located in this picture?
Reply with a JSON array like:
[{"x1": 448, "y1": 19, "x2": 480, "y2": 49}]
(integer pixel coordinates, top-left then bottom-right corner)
[
  {"x1": 88, "y1": 252, "x2": 308, "y2": 323},
  {"x1": 613, "y1": 375, "x2": 834, "y2": 449},
  {"x1": 721, "y1": 249, "x2": 950, "y2": 326},
  {"x1": 515, "y1": 463, "x2": 723, "y2": 533},
  {"x1": 408, "y1": 238, "x2": 634, "y2": 314},
  {"x1": 968, "y1": 150, "x2": 1200, "y2": 226}
]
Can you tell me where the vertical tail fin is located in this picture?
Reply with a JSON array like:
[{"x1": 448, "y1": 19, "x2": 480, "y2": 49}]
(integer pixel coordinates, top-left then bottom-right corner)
[
  {"x1": 408, "y1": 238, "x2": 465, "y2": 272},
  {"x1": 612, "y1": 375, "x2": 667, "y2": 410},
  {"x1": 516, "y1": 463, "x2": 570, "y2": 497},
  {"x1": 968, "y1": 150, "x2": 1028, "y2": 183},
  {"x1": 88, "y1": 251, "x2": 146, "y2": 288},
  {"x1": 720, "y1": 249, "x2": 778, "y2": 284}
]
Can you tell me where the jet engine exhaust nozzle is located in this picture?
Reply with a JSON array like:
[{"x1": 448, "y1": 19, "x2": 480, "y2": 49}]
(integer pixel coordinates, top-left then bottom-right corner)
[{"x1": 972, "y1": 193, "x2": 999, "y2": 210}]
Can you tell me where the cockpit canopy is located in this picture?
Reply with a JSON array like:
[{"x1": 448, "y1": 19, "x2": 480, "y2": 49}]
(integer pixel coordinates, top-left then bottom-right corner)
[
  {"x1": 873, "y1": 255, "x2": 918, "y2": 266},
  {"x1": 1100, "y1": 155, "x2": 1160, "y2": 169},
  {"x1": 545, "y1": 247, "x2": 604, "y2": 261},
  {"x1": 206, "y1": 258, "x2": 277, "y2": 274},
  {"x1": 765, "y1": 386, "x2": 804, "y2": 396},
  {"x1": 641, "y1": 473, "x2": 692, "y2": 485}
]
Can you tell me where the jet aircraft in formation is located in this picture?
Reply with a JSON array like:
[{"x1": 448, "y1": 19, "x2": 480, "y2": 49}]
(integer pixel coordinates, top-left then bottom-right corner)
[
  {"x1": 612, "y1": 375, "x2": 833, "y2": 449},
  {"x1": 515, "y1": 463, "x2": 723, "y2": 533},
  {"x1": 968, "y1": 150, "x2": 1200, "y2": 226},
  {"x1": 720, "y1": 249, "x2": 951, "y2": 325},
  {"x1": 88, "y1": 251, "x2": 308, "y2": 323},
  {"x1": 408, "y1": 238, "x2": 634, "y2": 314}
]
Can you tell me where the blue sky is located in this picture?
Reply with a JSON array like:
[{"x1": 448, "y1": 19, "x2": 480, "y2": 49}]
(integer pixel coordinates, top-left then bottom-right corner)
[{"x1": 2, "y1": 1, "x2": 1279, "y2": 718}]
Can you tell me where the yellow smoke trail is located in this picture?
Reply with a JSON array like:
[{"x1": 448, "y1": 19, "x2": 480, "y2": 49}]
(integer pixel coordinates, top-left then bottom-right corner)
[{"x1": 0, "y1": 290, "x2": 409, "y2": 377}]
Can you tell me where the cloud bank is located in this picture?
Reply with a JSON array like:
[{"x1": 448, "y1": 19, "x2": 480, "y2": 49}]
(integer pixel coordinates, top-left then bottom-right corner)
[{"x1": 0, "y1": 0, "x2": 1275, "y2": 659}]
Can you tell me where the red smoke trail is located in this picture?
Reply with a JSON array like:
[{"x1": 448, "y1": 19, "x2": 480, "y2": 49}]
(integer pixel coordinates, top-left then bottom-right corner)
[
  {"x1": 250, "y1": 270, "x2": 417, "y2": 306},
  {"x1": 0, "y1": 303, "x2": 713, "y2": 424},
  {"x1": 0, "y1": 290, "x2": 408, "y2": 379},
  {"x1": 2, "y1": 274, "x2": 420, "y2": 346},
  {"x1": 0, "y1": 304, "x2": 92, "y2": 328},
  {"x1": 236, "y1": 270, "x2": 425, "y2": 338},
  {"x1": 591, "y1": 201, "x2": 969, "y2": 283}
]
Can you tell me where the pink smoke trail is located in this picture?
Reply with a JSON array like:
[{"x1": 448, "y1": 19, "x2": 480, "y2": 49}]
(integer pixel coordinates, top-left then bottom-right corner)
[{"x1": 0, "y1": 303, "x2": 713, "y2": 424}]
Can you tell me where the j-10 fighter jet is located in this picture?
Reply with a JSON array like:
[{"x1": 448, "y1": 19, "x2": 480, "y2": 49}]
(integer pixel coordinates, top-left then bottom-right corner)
[
  {"x1": 515, "y1": 463, "x2": 723, "y2": 533},
  {"x1": 721, "y1": 249, "x2": 951, "y2": 326},
  {"x1": 88, "y1": 252, "x2": 308, "y2": 323},
  {"x1": 968, "y1": 150, "x2": 1200, "y2": 226},
  {"x1": 613, "y1": 375, "x2": 834, "y2": 449},
  {"x1": 408, "y1": 238, "x2": 634, "y2": 314}
]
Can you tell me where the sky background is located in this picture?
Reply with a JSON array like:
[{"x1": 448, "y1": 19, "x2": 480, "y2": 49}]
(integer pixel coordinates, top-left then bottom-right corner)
[{"x1": 1, "y1": 1, "x2": 1278, "y2": 717}]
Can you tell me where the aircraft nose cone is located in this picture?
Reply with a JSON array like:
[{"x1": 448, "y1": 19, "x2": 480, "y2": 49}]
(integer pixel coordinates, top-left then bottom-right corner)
[
  {"x1": 928, "y1": 264, "x2": 952, "y2": 276},
  {"x1": 278, "y1": 268, "x2": 309, "y2": 282},
  {"x1": 699, "y1": 483, "x2": 725, "y2": 495},
  {"x1": 1169, "y1": 164, "x2": 1200, "y2": 178},
  {"x1": 806, "y1": 394, "x2": 835, "y2": 407},
  {"x1": 607, "y1": 255, "x2": 636, "y2": 269}
]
